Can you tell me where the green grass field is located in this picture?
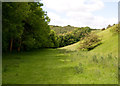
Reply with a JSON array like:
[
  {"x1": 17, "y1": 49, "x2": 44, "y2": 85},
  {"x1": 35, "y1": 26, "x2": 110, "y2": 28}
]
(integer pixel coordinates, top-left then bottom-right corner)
[{"x1": 2, "y1": 25, "x2": 118, "y2": 84}]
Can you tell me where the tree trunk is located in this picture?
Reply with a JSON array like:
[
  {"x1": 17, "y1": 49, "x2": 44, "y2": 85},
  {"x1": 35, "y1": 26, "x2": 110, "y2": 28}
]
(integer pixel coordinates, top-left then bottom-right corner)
[
  {"x1": 10, "y1": 39, "x2": 13, "y2": 52},
  {"x1": 18, "y1": 40, "x2": 21, "y2": 52}
]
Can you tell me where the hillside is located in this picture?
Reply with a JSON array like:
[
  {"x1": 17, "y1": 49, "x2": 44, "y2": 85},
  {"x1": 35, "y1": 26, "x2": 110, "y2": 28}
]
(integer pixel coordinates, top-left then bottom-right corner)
[
  {"x1": 91, "y1": 25, "x2": 118, "y2": 55},
  {"x1": 60, "y1": 25, "x2": 118, "y2": 56},
  {"x1": 50, "y1": 25, "x2": 78, "y2": 35},
  {"x1": 50, "y1": 25, "x2": 99, "y2": 35}
]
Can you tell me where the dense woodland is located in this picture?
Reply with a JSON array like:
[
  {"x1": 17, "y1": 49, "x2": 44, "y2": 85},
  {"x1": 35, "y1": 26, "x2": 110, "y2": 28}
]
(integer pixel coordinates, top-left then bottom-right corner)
[
  {"x1": 2, "y1": 2, "x2": 93, "y2": 52},
  {"x1": 3, "y1": 2, "x2": 50, "y2": 52}
]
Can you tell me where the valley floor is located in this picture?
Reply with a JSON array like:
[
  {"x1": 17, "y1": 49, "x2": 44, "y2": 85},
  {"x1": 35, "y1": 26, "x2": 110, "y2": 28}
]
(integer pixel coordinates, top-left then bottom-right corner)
[{"x1": 3, "y1": 48, "x2": 118, "y2": 84}]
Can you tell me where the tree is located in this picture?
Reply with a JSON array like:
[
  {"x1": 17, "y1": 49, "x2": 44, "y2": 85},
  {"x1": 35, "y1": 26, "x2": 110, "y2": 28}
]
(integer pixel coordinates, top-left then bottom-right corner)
[
  {"x1": 2, "y1": 2, "x2": 51, "y2": 52},
  {"x1": 48, "y1": 30, "x2": 59, "y2": 48},
  {"x1": 2, "y1": 2, "x2": 30, "y2": 52}
]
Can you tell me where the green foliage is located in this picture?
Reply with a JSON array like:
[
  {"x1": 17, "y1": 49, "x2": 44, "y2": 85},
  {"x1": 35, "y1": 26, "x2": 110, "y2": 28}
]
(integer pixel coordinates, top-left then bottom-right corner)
[
  {"x1": 58, "y1": 33, "x2": 76, "y2": 47},
  {"x1": 48, "y1": 30, "x2": 59, "y2": 48},
  {"x1": 22, "y1": 35, "x2": 36, "y2": 50},
  {"x1": 50, "y1": 25, "x2": 76, "y2": 35},
  {"x1": 21, "y1": 2, "x2": 51, "y2": 50},
  {"x1": 2, "y1": 2, "x2": 30, "y2": 51},
  {"x1": 79, "y1": 32, "x2": 102, "y2": 51},
  {"x1": 2, "y1": 2, "x2": 52, "y2": 52},
  {"x1": 56, "y1": 26, "x2": 91, "y2": 47}
]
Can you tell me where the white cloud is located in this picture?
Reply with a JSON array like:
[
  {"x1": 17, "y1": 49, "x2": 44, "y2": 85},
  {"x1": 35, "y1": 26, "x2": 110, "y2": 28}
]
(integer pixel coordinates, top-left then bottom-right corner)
[
  {"x1": 102, "y1": 0, "x2": 119, "y2": 2},
  {"x1": 42, "y1": 0, "x2": 104, "y2": 12},
  {"x1": 42, "y1": 0, "x2": 117, "y2": 29},
  {"x1": 87, "y1": 16, "x2": 117, "y2": 29}
]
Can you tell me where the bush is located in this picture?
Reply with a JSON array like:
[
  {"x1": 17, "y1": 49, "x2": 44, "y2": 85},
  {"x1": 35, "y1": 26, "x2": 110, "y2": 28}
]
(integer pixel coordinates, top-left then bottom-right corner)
[
  {"x1": 101, "y1": 28, "x2": 105, "y2": 31},
  {"x1": 112, "y1": 25, "x2": 120, "y2": 33},
  {"x1": 79, "y1": 32, "x2": 102, "y2": 51},
  {"x1": 92, "y1": 55, "x2": 98, "y2": 63},
  {"x1": 107, "y1": 24, "x2": 111, "y2": 29},
  {"x1": 74, "y1": 62, "x2": 84, "y2": 74},
  {"x1": 107, "y1": 53, "x2": 112, "y2": 59}
]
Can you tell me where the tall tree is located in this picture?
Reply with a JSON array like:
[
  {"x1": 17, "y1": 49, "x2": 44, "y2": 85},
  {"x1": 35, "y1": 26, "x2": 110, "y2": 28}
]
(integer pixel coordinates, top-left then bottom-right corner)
[
  {"x1": 22, "y1": 2, "x2": 51, "y2": 50},
  {"x1": 2, "y1": 2, "x2": 51, "y2": 52},
  {"x1": 2, "y1": 2, "x2": 30, "y2": 52}
]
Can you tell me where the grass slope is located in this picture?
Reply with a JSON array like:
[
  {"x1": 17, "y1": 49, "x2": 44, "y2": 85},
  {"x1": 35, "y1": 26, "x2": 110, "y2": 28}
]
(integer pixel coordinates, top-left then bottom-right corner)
[
  {"x1": 2, "y1": 25, "x2": 118, "y2": 84},
  {"x1": 59, "y1": 42, "x2": 80, "y2": 51},
  {"x1": 91, "y1": 25, "x2": 118, "y2": 56},
  {"x1": 61, "y1": 25, "x2": 118, "y2": 56}
]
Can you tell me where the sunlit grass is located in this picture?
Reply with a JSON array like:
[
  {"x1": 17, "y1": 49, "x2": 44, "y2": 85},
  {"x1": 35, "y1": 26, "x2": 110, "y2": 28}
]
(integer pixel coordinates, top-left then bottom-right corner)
[
  {"x1": 3, "y1": 49, "x2": 118, "y2": 84},
  {"x1": 2, "y1": 25, "x2": 118, "y2": 84}
]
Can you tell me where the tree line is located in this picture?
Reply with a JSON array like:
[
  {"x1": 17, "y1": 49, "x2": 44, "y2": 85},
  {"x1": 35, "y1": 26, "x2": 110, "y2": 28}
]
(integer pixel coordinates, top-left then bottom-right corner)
[
  {"x1": 3, "y1": 2, "x2": 52, "y2": 52},
  {"x1": 50, "y1": 27, "x2": 91, "y2": 48}
]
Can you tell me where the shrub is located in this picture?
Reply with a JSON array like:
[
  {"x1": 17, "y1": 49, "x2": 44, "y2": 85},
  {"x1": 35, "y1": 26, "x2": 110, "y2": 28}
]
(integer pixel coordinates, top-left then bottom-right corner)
[
  {"x1": 107, "y1": 24, "x2": 111, "y2": 29},
  {"x1": 74, "y1": 62, "x2": 84, "y2": 74},
  {"x1": 92, "y1": 55, "x2": 98, "y2": 63},
  {"x1": 79, "y1": 32, "x2": 102, "y2": 51},
  {"x1": 113, "y1": 24, "x2": 115, "y2": 26},
  {"x1": 101, "y1": 28, "x2": 105, "y2": 31},
  {"x1": 107, "y1": 53, "x2": 112, "y2": 59}
]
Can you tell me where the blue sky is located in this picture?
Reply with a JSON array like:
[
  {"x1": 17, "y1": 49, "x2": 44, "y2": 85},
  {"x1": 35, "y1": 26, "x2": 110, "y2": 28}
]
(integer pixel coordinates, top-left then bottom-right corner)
[
  {"x1": 93, "y1": 2, "x2": 118, "y2": 18},
  {"x1": 42, "y1": 0, "x2": 118, "y2": 29}
]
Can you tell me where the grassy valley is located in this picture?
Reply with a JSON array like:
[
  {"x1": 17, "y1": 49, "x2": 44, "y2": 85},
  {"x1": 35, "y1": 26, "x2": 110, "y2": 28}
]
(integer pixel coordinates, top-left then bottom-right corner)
[
  {"x1": 3, "y1": 25, "x2": 118, "y2": 84},
  {"x1": 2, "y1": 2, "x2": 118, "y2": 84}
]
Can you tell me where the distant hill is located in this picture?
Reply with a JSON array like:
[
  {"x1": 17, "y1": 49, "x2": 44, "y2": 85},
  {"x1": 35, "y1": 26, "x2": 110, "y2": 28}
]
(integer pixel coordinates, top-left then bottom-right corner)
[
  {"x1": 50, "y1": 25, "x2": 78, "y2": 35},
  {"x1": 50, "y1": 25, "x2": 100, "y2": 35}
]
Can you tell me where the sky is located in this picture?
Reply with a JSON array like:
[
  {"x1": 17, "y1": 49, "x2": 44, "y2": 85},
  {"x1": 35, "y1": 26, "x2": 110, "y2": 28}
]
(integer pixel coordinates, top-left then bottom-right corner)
[{"x1": 41, "y1": 0, "x2": 119, "y2": 29}]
